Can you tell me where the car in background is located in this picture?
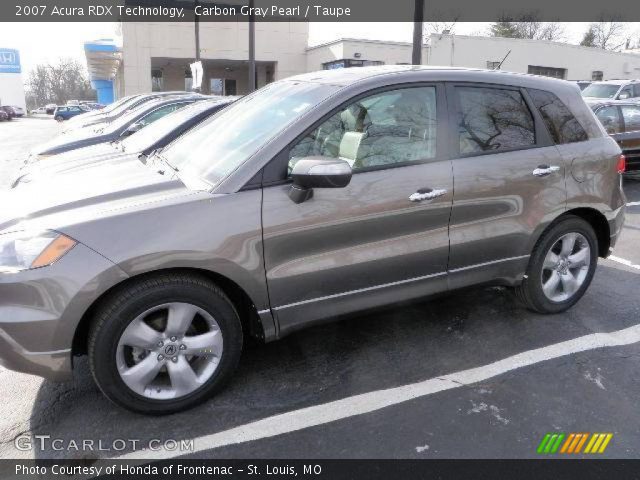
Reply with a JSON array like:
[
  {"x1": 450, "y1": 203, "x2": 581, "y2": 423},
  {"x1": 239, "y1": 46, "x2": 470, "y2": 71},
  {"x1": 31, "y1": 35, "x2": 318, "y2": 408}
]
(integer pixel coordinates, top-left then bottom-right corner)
[
  {"x1": 31, "y1": 95, "x2": 206, "y2": 158},
  {"x1": 0, "y1": 110, "x2": 8, "y2": 122},
  {"x1": 0, "y1": 106, "x2": 17, "y2": 119},
  {"x1": 591, "y1": 100, "x2": 640, "y2": 172},
  {"x1": 582, "y1": 79, "x2": 640, "y2": 102},
  {"x1": 80, "y1": 102, "x2": 105, "y2": 110},
  {"x1": 31, "y1": 107, "x2": 47, "y2": 114},
  {"x1": 13, "y1": 97, "x2": 237, "y2": 187},
  {"x1": 9, "y1": 106, "x2": 25, "y2": 117},
  {"x1": 575, "y1": 81, "x2": 592, "y2": 91},
  {"x1": 62, "y1": 91, "x2": 197, "y2": 132},
  {"x1": 53, "y1": 105, "x2": 90, "y2": 122},
  {"x1": 45, "y1": 104, "x2": 57, "y2": 114}
]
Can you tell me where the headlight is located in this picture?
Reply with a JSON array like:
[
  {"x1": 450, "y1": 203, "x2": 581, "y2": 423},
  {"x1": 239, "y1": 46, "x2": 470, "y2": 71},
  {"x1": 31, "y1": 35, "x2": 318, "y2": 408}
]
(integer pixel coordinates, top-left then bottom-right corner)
[{"x1": 0, "y1": 231, "x2": 77, "y2": 273}]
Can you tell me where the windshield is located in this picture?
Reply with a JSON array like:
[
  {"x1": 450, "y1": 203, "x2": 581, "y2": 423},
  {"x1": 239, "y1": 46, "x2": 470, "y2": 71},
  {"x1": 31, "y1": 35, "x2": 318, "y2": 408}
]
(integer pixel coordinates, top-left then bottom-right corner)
[
  {"x1": 100, "y1": 95, "x2": 138, "y2": 114},
  {"x1": 163, "y1": 81, "x2": 338, "y2": 186},
  {"x1": 103, "y1": 100, "x2": 165, "y2": 134},
  {"x1": 122, "y1": 101, "x2": 222, "y2": 152},
  {"x1": 582, "y1": 84, "x2": 621, "y2": 99}
]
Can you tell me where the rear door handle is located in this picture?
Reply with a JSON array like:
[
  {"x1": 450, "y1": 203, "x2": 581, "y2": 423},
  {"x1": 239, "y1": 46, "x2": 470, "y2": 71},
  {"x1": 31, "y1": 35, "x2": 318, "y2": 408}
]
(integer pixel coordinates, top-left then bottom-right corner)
[
  {"x1": 532, "y1": 165, "x2": 560, "y2": 177},
  {"x1": 409, "y1": 188, "x2": 447, "y2": 202}
]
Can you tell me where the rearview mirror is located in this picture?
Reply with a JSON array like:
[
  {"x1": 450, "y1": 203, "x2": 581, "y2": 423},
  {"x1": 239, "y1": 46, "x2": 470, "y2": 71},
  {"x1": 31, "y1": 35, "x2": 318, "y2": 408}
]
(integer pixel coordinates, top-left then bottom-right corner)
[
  {"x1": 122, "y1": 122, "x2": 143, "y2": 137},
  {"x1": 288, "y1": 157, "x2": 352, "y2": 204}
]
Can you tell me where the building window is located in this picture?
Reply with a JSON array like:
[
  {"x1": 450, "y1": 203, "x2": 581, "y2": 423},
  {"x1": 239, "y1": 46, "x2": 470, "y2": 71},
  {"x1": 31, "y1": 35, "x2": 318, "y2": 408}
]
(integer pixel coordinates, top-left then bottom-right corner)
[
  {"x1": 185, "y1": 68, "x2": 193, "y2": 91},
  {"x1": 591, "y1": 71, "x2": 604, "y2": 81},
  {"x1": 486, "y1": 61, "x2": 501, "y2": 70},
  {"x1": 527, "y1": 65, "x2": 567, "y2": 79},
  {"x1": 322, "y1": 59, "x2": 384, "y2": 70},
  {"x1": 151, "y1": 69, "x2": 163, "y2": 91}
]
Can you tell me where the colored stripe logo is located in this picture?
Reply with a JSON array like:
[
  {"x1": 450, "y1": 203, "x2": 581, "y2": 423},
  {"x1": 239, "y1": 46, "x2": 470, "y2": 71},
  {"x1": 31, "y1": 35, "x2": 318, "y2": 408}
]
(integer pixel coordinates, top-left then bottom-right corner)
[{"x1": 537, "y1": 433, "x2": 613, "y2": 454}]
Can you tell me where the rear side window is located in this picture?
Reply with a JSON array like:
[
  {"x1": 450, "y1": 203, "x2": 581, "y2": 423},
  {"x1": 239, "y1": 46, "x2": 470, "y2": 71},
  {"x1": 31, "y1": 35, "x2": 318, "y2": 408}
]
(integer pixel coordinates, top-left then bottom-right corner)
[
  {"x1": 454, "y1": 86, "x2": 535, "y2": 155},
  {"x1": 595, "y1": 106, "x2": 622, "y2": 134},
  {"x1": 621, "y1": 105, "x2": 640, "y2": 132},
  {"x1": 528, "y1": 89, "x2": 588, "y2": 144}
]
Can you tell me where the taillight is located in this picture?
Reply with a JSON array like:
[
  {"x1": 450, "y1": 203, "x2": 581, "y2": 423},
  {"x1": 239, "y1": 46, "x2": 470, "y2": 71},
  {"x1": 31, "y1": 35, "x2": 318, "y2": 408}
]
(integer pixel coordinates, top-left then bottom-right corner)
[{"x1": 617, "y1": 154, "x2": 626, "y2": 174}]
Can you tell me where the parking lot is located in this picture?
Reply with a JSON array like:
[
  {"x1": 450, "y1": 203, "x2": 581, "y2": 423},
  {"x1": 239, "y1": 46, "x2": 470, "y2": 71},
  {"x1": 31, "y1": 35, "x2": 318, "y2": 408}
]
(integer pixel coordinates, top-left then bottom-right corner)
[{"x1": 0, "y1": 117, "x2": 639, "y2": 460}]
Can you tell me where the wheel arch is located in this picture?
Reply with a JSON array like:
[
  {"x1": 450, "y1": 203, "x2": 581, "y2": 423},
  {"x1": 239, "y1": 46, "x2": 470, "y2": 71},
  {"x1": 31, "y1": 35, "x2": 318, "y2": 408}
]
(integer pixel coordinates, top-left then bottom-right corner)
[{"x1": 72, "y1": 267, "x2": 267, "y2": 358}]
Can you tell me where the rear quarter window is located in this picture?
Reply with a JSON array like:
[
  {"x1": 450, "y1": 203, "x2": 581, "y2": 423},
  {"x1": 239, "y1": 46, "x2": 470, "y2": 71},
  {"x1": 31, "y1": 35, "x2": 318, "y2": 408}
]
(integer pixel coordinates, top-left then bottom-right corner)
[{"x1": 528, "y1": 89, "x2": 588, "y2": 144}]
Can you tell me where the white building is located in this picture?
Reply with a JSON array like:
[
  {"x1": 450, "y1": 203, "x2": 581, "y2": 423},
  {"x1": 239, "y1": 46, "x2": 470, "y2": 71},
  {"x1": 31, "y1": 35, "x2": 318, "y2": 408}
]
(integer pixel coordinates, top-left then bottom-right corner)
[
  {"x1": 0, "y1": 48, "x2": 26, "y2": 111},
  {"x1": 95, "y1": 28, "x2": 640, "y2": 100}
]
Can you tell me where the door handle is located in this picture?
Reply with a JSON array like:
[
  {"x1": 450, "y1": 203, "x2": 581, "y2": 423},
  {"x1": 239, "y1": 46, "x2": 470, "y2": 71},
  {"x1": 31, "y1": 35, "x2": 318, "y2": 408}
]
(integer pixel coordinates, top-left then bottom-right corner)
[
  {"x1": 532, "y1": 165, "x2": 561, "y2": 177},
  {"x1": 409, "y1": 188, "x2": 447, "y2": 202}
]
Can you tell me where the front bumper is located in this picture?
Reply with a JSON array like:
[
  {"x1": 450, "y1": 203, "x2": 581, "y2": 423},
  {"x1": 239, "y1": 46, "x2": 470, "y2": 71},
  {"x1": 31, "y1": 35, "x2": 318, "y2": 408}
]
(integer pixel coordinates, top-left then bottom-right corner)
[{"x1": 0, "y1": 242, "x2": 128, "y2": 380}]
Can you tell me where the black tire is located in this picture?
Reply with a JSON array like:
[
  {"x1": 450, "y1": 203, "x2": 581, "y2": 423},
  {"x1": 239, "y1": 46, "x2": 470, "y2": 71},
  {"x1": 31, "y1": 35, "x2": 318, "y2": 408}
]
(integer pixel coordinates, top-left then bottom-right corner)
[
  {"x1": 54, "y1": 115, "x2": 64, "y2": 122},
  {"x1": 515, "y1": 215, "x2": 598, "y2": 314},
  {"x1": 88, "y1": 273, "x2": 243, "y2": 415}
]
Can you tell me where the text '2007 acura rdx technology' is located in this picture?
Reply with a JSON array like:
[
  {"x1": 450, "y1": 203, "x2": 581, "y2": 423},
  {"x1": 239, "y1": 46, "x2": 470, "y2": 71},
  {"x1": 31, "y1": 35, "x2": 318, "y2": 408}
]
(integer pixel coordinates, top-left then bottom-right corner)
[{"x1": 0, "y1": 66, "x2": 626, "y2": 414}]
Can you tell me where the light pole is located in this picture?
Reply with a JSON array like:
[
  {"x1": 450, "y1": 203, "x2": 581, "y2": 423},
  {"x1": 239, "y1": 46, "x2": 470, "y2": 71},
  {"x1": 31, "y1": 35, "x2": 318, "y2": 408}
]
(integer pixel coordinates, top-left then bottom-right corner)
[
  {"x1": 194, "y1": 0, "x2": 201, "y2": 92},
  {"x1": 411, "y1": 0, "x2": 424, "y2": 65},
  {"x1": 248, "y1": 0, "x2": 256, "y2": 92}
]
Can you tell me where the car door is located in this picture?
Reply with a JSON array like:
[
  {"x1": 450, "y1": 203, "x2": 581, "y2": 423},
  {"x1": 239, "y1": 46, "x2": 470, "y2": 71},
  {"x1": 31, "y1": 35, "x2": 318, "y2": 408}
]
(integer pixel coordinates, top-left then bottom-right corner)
[
  {"x1": 261, "y1": 84, "x2": 453, "y2": 337},
  {"x1": 619, "y1": 104, "x2": 640, "y2": 170},
  {"x1": 446, "y1": 83, "x2": 567, "y2": 290}
]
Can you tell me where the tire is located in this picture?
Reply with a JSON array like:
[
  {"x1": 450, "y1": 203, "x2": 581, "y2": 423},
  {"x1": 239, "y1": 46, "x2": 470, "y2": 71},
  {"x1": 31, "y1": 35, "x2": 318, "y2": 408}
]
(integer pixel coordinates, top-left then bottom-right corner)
[
  {"x1": 54, "y1": 115, "x2": 64, "y2": 122},
  {"x1": 515, "y1": 215, "x2": 598, "y2": 314},
  {"x1": 88, "y1": 273, "x2": 243, "y2": 415}
]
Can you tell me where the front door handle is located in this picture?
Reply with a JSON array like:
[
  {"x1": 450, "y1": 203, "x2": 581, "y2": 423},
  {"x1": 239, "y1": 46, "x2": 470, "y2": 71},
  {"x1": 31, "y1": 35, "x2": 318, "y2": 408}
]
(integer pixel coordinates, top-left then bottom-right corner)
[
  {"x1": 409, "y1": 188, "x2": 447, "y2": 202},
  {"x1": 532, "y1": 165, "x2": 560, "y2": 177}
]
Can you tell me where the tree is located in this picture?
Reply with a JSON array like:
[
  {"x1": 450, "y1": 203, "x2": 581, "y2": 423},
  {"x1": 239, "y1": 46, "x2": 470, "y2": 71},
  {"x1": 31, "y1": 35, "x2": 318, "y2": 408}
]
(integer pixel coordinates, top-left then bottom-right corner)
[
  {"x1": 490, "y1": 15, "x2": 565, "y2": 42},
  {"x1": 25, "y1": 58, "x2": 95, "y2": 109},
  {"x1": 582, "y1": 21, "x2": 628, "y2": 50}
]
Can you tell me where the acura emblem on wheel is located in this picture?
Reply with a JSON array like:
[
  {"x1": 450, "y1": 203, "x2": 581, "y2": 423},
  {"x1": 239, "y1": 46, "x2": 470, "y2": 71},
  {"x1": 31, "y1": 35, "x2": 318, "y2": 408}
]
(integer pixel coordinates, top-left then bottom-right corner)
[{"x1": 164, "y1": 344, "x2": 177, "y2": 357}]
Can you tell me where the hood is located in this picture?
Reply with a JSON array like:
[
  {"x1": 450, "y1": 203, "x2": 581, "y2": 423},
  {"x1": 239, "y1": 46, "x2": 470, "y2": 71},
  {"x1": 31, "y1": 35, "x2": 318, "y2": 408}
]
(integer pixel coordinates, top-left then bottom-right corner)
[
  {"x1": 0, "y1": 158, "x2": 199, "y2": 234},
  {"x1": 33, "y1": 126, "x2": 110, "y2": 156},
  {"x1": 14, "y1": 145, "x2": 135, "y2": 188}
]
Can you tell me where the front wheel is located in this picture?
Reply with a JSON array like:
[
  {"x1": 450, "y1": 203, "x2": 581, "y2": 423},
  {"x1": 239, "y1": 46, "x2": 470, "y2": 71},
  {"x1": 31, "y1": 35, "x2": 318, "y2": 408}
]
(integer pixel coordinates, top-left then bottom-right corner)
[
  {"x1": 515, "y1": 216, "x2": 598, "y2": 314},
  {"x1": 88, "y1": 273, "x2": 243, "y2": 415},
  {"x1": 54, "y1": 115, "x2": 64, "y2": 122}
]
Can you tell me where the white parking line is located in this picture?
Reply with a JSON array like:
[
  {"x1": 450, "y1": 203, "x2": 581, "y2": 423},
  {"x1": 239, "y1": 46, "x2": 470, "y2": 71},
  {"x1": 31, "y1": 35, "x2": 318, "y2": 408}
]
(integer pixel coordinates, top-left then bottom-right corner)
[
  {"x1": 608, "y1": 255, "x2": 640, "y2": 270},
  {"x1": 117, "y1": 323, "x2": 640, "y2": 460}
]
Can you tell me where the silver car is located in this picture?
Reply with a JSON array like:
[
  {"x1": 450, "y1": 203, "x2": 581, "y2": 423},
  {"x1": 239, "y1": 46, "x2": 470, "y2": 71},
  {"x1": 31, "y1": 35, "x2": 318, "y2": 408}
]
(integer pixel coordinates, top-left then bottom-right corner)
[{"x1": 0, "y1": 67, "x2": 626, "y2": 414}]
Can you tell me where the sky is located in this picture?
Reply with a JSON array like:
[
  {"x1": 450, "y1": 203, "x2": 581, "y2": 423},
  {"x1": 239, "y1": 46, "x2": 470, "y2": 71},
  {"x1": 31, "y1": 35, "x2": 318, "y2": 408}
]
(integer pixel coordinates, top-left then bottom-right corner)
[{"x1": 0, "y1": 21, "x2": 616, "y2": 76}]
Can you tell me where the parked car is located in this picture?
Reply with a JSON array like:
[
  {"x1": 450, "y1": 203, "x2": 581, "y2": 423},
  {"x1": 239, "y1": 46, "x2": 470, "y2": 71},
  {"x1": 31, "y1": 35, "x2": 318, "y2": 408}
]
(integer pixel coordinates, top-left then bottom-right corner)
[
  {"x1": 0, "y1": 110, "x2": 8, "y2": 121},
  {"x1": 53, "y1": 105, "x2": 90, "y2": 121},
  {"x1": 0, "y1": 67, "x2": 626, "y2": 414},
  {"x1": 12, "y1": 97, "x2": 237, "y2": 187},
  {"x1": 63, "y1": 91, "x2": 197, "y2": 132},
  {"x1": 0, "y1": 106, "x2": 16, "y2": 119},
  {"x1": 9, "y1": 106, "x2": 25, "y2": 117},
  {"x1": 31, "y1": 107, "x2": 47, "y2": 114},
  {"x1": 582, "y1": 79, "x2": 640, "y2": 102},
  {"x1": 45, "y1": 104, "x2": 57, "y2": 114},
  {"x1": 591, "y1": 100, "x2": 640, "y2": 172},
  {"x1": 575, "y1": 81, "x2": 592, "y2": 91},
  {"x1": 31, "y1": 96, "x2": 205, "y2": 158}
]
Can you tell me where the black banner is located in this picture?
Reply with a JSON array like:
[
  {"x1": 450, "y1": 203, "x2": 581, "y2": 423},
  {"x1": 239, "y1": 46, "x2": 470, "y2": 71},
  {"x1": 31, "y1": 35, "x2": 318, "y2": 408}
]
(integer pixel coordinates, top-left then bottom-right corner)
[
  {"x1": 4, "y1": 0, "x2": 640, "y2": 22},
  {"x1": 2, "y1": 459, "x2": 640, "y2": 480}
]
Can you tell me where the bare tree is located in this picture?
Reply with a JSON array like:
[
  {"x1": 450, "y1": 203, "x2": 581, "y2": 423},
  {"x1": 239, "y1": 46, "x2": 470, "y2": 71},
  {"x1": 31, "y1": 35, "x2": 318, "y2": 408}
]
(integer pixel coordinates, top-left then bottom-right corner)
[
  {"x1": 490, "y1": 14, "x2": 565, "y2": 42},
  {"x1": 425, "y1": 21, "x2": 458, "y2": 35},
  {"x1": 25, "y1": 58, "x2": 95, "y2": 109},
  {"x1": 585, "y1": 21, "x2": 628, "y2": 50}
]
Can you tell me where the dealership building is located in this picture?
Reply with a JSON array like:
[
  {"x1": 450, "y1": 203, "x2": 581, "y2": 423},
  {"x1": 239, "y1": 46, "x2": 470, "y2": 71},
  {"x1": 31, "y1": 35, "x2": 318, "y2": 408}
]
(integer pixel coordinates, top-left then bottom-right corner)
[
  {"x1": 85, "y1": 25, "x2": 640, "y2": 100},
  {"x1": 0, "y1": 48, "x2": 27, "y2": 111}
]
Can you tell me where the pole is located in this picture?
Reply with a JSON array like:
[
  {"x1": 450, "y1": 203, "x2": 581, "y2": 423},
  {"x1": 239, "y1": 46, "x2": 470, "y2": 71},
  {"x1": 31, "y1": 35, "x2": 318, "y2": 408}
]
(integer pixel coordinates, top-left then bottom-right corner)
[
  {"x1": 194, "y1": 0, "x2": 201, "y2": 92},
  {"x1": 411, "y1": 0, "x2": 424, "y2": 65},
  {"x1": 248, "y1": 0, "x2": 256, "y2": 92}
]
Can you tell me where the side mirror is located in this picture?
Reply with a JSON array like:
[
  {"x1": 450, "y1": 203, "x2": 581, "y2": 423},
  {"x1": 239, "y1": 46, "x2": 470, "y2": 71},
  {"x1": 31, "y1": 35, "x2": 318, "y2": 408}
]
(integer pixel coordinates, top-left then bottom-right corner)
[
  {"x1": 618, "y1": 92, "x2": 630, "y2": 100},
  {"x1": 123, "y1": 122, "x2": 143, "y2": 137},
  {"x1": 288, "y1": 157, "x2": 352, "y2": 204}
]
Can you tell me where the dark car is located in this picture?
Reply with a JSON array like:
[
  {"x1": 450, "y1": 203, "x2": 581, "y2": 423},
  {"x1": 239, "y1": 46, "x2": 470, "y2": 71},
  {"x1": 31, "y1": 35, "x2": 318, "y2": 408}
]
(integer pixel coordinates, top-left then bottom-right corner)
[
  {"x1": 63, "y1": 91, "x2": 197, "y2": 132},
  {"x1": 0, "y1": 109, "x2": 8, "y2": 121},
  {"x1": 591, "y1": 101, "x2": 640, "y2": 172},
  {"x1": 0, "y1": 106, "x2": 16, "y2": 119},
  {"x1": 53, "y1": 105, "x2": 90, "y2": 122},
  {"x1": 13, "y1": 97, "x2": 236, "y2": 187},
  {"x1": 31, "y1": 96, "x2": 206, "y2": 159}
]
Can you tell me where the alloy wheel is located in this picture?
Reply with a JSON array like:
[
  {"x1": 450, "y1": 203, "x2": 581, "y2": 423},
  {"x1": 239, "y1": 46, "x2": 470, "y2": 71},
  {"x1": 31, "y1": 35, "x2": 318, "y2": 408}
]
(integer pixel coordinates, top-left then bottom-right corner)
[{"x1": 540, "y1": 232, "x2": 591, "y2": 303}]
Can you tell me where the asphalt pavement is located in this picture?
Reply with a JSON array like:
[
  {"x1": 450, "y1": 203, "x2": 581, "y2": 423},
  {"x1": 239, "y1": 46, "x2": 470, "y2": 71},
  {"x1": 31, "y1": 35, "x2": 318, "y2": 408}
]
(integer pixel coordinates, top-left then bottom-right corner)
[{"x1": 0, "y1": 118, "x2": 639, "y2": 460}]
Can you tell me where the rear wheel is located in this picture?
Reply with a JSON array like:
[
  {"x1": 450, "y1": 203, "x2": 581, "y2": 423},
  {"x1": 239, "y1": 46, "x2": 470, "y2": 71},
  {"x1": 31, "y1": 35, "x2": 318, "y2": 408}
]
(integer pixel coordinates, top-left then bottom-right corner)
[
  {"x1": 515, "y1": 216, "x2": 598, "y2": 314},
  {"x1": 54, "y1": 115, "x2": 64, "y2": 122},
  {"x1": 88, "y1": 273, "x2": 243, "y2": 415}
]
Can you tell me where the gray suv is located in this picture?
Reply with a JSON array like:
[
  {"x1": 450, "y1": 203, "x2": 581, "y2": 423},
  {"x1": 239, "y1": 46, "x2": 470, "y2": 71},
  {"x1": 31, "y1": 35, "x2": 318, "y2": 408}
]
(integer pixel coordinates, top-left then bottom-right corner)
[{"x1": 0, "y1": 67, "x2": 626, "y2": 414}]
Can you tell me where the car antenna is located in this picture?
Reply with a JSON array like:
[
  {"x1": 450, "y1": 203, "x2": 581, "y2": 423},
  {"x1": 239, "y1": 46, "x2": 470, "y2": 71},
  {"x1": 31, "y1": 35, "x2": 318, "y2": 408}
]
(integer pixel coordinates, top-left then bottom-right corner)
[{"x1": 494, "y1": 50, "x2": 511, "y2": 70}]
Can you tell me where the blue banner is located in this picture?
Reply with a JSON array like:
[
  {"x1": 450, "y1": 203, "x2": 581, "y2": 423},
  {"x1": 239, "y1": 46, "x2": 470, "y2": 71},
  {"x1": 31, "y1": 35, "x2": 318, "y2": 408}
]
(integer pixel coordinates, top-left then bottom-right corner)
[{"x1": 0, "y1": 49, "x2": 21, "y2": 74}]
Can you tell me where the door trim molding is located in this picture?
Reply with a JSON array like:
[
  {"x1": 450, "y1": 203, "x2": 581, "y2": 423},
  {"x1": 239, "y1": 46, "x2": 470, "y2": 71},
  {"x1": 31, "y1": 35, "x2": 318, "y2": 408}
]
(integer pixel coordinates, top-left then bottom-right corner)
[{"x1": 448, "y1": 255, "x2": 530, "y2": 273}]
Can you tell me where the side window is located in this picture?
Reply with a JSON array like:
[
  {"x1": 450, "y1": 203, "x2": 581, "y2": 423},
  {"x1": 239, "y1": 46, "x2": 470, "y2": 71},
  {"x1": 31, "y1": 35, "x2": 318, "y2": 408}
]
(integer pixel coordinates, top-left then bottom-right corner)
[
  {"x1": 595, "y1": 106, "x2": 622, "y2": 134},
  {"x1": 139, "y1": 103, "x2": 186, "y2": 126},
  {"x1": 288, "y1": 86, "x2": 437, "y2": 173},
  {"x1": 618, "y1": 87, "x2": 634, "y2": 100},
  {"x1": 621, "y1": 105, "x2": 640, "y2": 132},
  {"x1": 634, "y1": 84, "x2": 640, "y2": 98},
  {"x1": 455, "y1": 86, "x2": 535, "y2": 155},
  {"x1": 528, "y1": 89, "x2": 588, "y2": 144}
]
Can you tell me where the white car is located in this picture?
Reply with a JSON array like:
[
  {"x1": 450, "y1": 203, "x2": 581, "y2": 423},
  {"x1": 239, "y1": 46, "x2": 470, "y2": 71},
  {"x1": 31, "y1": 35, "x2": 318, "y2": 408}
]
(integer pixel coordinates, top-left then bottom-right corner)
[{"x1": 31, "y1": 107, "x2": 47, "y2": 114}]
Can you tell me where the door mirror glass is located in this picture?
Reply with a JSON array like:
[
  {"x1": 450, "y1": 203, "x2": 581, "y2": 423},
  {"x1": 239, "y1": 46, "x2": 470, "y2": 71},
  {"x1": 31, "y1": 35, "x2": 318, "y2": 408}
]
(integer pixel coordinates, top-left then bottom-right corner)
[{"x1": 288, "y1": 157, "x2": 352, "y2": 203}]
